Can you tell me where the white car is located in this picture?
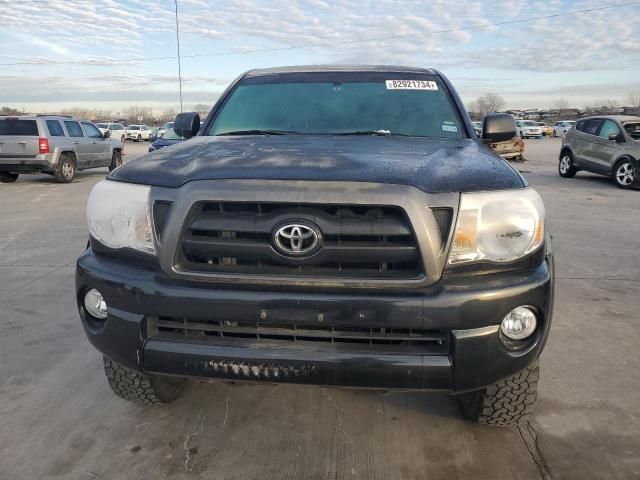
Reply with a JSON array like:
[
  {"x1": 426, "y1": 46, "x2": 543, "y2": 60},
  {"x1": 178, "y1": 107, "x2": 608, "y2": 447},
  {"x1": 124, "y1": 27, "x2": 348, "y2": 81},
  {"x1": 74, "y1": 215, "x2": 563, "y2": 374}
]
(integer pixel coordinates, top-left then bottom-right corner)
[
  {"x1": 515, "y1": 120, "x2": 543, "y2": 139},
  {"x1": 553, "y1": 120, "x2": 576, "y2": 137},
  {"x1": 95, "y1": 123, "x2": 126, "y2": 142},
  {"x1": 125, "y1": 124, "x2": 152, "y2": 142}
]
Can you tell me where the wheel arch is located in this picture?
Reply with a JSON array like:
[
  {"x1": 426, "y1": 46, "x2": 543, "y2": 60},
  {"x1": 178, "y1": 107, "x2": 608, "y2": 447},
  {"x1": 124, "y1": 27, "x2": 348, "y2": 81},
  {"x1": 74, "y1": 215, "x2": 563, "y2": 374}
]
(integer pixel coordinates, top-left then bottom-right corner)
[
  {"x1": 58, "y1": 150, "x2": 77, "y2": 163},
  {"x1": 611, "y1": 154, "x2": 636, "y2": 175},
  {"x1": 559, "y1": 146, "x2": 574, "y2": 160}
]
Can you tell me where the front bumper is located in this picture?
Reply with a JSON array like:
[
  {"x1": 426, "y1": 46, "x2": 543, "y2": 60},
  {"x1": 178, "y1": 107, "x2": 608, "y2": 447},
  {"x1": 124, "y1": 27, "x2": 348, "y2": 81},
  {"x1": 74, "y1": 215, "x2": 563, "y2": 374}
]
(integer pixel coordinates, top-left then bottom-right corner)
[{"x1": 76, "y1": 246, "x2": 554, "y2": 392}]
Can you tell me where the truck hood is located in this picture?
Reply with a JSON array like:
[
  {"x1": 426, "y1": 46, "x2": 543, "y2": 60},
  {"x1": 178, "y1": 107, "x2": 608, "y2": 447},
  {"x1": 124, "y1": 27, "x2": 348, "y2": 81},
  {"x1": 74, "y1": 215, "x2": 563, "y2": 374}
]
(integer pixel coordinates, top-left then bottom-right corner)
[{"x1": 110, "y1": 135, "x2": 525, "y2": 193}]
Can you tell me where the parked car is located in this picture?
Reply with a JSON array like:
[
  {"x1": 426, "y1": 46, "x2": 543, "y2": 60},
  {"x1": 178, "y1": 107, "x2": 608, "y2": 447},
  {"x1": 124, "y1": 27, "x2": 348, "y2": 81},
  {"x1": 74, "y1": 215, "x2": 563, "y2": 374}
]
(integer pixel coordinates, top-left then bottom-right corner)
[
  {"x1": 156, "y1": 121, "x2": 174, "y2": 137},
  {"x1": 95, "y1": 122, "x2": 126, "y2": 142},
  {"x1": 125, "y1": 124, "x2": 152, "y2": 142},
  {"x1": 0, "y1": 115, "x2": 123, "y2": 183},
  {"x1": 78, "y1": 65, "x2": 553, "y2": 426},
  {"x1": 553, "y1": 120, "x2": 575, "y2": 137},
  {"x1": 148, "y1": 129, "x2": 186, "y2": 152},
  {"x1": 558, "y1": 115, "x2": 640, "y2": 188},
  {"x1": 515, "y1": 120, "x2": 543, "y2": 138},
  {"x1": 535, "y1": 122, "x2": 553, "y2": 137},
  {"x1": 489, "y1": 136, "x2": 525, "y2": 161}
]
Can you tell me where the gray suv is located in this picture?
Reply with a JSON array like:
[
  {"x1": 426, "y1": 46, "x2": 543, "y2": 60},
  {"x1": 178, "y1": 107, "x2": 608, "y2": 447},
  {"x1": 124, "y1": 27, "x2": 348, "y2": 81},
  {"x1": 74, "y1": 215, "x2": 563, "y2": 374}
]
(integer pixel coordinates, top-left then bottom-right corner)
[
  {"x1": 0, "y1": 115, "x2": 124, "y2": 183},
  {"x1": 559, "y1": 115, "x2": 640, "y2": 189}
]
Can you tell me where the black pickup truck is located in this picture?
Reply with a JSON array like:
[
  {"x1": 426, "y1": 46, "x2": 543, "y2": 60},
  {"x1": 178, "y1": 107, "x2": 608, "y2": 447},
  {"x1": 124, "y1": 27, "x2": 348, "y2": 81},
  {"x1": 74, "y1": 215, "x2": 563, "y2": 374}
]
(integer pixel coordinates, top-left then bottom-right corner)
[{"x1": 76, "y1": 66, "x2": 554, "y2": 426}]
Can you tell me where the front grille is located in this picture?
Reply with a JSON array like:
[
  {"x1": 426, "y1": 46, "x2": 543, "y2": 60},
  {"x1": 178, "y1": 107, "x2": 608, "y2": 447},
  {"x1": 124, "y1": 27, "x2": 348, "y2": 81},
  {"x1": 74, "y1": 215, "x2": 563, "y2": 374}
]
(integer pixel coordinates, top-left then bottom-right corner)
[
  {"x1": 175, "y1": 202, "x2": 424, "y2": 279},
  {"x1": 431, "y1": 207, "x2": 453, "y2": 247},
  {"x1": 153, "y1": 201, "x2": 172, "y2": 241},
  {"x1": 155, "y1": 317, "x2": 449, "y2": 355}
]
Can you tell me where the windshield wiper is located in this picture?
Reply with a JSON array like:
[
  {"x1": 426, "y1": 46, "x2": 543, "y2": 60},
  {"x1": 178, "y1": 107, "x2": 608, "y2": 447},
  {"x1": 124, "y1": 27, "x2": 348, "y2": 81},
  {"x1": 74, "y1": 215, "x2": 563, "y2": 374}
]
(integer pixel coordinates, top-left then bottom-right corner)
[
  {"x1": 216, "y1": 129, "x2": 301, "y2": 136},
  {"x1": 334, "y1": 130, "x2": 411, "y2": 136}
]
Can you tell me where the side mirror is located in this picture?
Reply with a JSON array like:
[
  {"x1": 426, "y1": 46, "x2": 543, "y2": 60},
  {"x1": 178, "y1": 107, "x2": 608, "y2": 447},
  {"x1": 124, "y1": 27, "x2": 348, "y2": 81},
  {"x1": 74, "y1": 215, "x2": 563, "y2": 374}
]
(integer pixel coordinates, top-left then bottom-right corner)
[
  {"x1": 608, "y1": 133, "x2": 619, "y2": 142},
  {"x1": 103, "y1": 130, "x2": 111, "y2": 139},
  {"x1": 482, "y1": 113, "x2": 517, "y2": 143},
  {"x1": 174, "y1": 112, "x2": 200, "y2": 139}
]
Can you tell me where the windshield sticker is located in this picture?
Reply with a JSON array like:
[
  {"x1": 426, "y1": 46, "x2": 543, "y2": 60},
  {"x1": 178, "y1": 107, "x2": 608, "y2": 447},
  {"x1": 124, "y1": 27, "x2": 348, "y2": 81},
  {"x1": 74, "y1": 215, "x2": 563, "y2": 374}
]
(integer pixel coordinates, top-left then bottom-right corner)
[
  {"x1": 385, "y1": 80, "x2": 438, "y2": 90},
  {"x1": 441, "y1": 124, "x2": 458, "y2": 133}
]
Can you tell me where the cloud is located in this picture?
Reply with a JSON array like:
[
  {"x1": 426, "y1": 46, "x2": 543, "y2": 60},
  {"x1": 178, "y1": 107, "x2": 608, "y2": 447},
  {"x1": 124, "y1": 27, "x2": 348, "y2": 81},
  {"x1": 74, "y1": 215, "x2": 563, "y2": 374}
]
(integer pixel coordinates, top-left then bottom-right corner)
[{"x1": 0, "y1": 0, "x2": 638, "y2": 107}]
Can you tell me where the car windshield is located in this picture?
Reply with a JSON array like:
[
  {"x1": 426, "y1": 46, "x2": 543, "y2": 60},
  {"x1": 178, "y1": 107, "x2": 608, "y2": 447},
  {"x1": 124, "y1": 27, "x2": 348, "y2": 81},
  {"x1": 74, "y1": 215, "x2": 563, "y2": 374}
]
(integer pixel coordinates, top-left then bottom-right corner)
[
  {"x1": 162, "y1": 122, "x2": 174, "y2": 129},
  {"x1": 208, "y1": 74, "x2": 465, "y2": 138},
  {"x1": 523, "y1": 121, "x2": 536, "y2": 127},
  {"x1": 129, "y1": 126, "x2": 140, "y2": 130},
  {"x1": 160, "y1": 129, "x2": 184, "y2": 140},
  {"x1": 95, "y1": 123, "x2": 107, "y2": 128},
  {"x1": 623, "y1": 122, "x2": 640, "y2": 140}
]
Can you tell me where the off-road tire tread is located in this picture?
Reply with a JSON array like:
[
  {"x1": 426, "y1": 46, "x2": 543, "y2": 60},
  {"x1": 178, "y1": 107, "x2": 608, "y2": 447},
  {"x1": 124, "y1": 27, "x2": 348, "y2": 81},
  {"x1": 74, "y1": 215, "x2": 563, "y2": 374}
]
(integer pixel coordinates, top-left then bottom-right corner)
[
  {"x1": 103, "y1": 356, "x2": 185, "y2": 405},
  {"x1": 459, "y1": 361, "x2": 539, "y2": 426}
]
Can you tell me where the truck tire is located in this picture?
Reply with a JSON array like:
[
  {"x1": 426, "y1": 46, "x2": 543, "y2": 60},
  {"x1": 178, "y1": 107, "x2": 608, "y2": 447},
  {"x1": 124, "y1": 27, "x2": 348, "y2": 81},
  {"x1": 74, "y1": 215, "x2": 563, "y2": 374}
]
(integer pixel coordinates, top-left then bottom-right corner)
[
  {"x1": 137, "y1": 134, "x2": 142, "y2": 142},
  {"x1": 54, "y1": 153, "x2": 76, "y2": 183},
  {"x1": 109, "y1": 150, "x2": 123, "y2": 172},
  {"x1": 0, "y1": 172, "x2": 19, "y2": 183},
  {"x1": 103, "y1": 356, "x2": 186, "y2": 405},
  {"x1": 458, "y1": 361, "x2": 539, "y2": 426}
]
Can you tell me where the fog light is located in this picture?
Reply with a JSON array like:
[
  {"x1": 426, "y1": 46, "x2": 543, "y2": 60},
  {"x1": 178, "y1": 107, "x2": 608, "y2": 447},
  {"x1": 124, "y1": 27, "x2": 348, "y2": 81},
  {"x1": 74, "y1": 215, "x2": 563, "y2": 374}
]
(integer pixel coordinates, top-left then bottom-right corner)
[
  {"x1": 500, "y1": 306, "x2": 537, "y2": 340},
  {"x1": 84, "y1": 288, "x2": 107, "y2": 320}
]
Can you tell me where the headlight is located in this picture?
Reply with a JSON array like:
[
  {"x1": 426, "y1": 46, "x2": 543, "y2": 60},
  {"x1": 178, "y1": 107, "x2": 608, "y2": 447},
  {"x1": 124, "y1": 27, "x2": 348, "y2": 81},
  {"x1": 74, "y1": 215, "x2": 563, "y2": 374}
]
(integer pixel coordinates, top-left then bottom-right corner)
[
  {"x1": 86, "y1": 180, "x2": 155, "y2": 254},
  {"x1": 448, "y1": 188, "x2": 544, "y2": 264}
]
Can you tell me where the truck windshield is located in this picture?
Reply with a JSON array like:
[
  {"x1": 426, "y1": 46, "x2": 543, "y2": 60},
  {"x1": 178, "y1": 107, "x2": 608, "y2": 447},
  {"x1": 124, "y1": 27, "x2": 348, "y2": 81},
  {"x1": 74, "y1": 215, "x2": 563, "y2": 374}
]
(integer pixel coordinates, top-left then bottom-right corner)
[{"x1": 208, "y1": 76, "x2": 465, "y2": 138}]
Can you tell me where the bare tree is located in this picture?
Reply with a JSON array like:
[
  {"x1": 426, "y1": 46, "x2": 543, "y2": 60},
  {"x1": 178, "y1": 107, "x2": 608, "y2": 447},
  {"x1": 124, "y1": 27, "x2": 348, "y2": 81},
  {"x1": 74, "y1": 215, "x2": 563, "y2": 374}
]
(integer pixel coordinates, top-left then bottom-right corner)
[
  {"x1": 192, "y1": 104, "x2": 210, "y2": 116},
  {"x1": 474, "y1": 93, "x2": 506, "y2": 116},
  {"x1": 124, "y1": 105, "x2": 153, "y2": 124},
  {"x1": 553, "y1": 98, "x2": 569, "y2": 114},
  {"x1": 625, "y1": 91, "x2": 640, "y2": 108},
  {"x1": 0, "y1": 106, "x2": 25, "y2": 115},
  {"x1": 158, "y1": 108, "x2": 177, "y2": 124},
  {"x1": 60, "y1": 107, "x2": 114, "y2": 122}
]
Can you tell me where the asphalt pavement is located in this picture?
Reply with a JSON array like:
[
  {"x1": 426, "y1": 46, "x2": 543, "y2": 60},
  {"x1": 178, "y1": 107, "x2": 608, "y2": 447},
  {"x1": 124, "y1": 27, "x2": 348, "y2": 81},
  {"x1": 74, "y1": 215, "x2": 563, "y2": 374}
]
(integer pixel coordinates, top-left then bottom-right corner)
[{"x1": 1, "y1": 138, "x2": 639, "y2": 479}]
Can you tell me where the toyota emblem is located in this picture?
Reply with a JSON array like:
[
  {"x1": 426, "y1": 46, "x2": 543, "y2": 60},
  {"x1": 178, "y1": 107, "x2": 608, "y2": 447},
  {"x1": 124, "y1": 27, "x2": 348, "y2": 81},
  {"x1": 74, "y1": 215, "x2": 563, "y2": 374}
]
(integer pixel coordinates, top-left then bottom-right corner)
[{"x1": 273, "y1": 223, "x2": 321, "y2": 257}]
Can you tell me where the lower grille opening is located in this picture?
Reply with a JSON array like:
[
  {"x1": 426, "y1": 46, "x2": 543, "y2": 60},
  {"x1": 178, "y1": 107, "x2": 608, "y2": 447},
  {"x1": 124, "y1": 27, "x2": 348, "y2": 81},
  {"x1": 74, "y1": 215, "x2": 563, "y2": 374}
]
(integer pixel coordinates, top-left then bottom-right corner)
[{"x1": 153, "y1": 317, "x2": 449, "y2": 355}]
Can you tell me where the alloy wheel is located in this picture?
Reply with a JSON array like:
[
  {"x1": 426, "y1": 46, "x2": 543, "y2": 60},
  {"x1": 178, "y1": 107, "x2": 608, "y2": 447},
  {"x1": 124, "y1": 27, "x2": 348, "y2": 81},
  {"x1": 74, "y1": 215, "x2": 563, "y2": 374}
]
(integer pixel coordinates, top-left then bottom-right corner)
[
  {"x1": 616, "y1": 162, "x2": 634, "y2": 186},
  {"x1": 559, "y1": 156, "x2": 571, "y2": 174},
  {"x1": 62, "y1": 160, "x2": 74, "y2": 180}
]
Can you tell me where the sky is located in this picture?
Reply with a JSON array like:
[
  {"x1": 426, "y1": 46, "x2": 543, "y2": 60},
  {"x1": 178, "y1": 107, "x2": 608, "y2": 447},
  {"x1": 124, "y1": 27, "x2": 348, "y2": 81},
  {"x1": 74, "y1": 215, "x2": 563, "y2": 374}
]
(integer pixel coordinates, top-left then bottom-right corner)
[{"x1": 0, "y1": 0, "x2": 639, "y2": 114}]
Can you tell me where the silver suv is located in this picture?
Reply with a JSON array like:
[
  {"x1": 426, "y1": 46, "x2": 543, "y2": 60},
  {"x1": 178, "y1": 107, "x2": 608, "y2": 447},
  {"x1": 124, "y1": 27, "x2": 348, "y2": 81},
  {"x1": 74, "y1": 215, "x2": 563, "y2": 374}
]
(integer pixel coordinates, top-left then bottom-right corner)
[
  {"x1": 559, "y1": 115, "x2": 640, "y2": 188},
  {"x1": 0, "y1": 115, "x2": 124, "y2": 183}
]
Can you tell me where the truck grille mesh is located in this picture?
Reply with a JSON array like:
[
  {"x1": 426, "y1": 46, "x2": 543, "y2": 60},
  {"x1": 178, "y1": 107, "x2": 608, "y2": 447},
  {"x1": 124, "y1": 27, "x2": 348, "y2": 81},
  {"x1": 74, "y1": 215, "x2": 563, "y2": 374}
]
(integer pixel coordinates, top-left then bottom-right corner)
[
  {"x1": 173, "y1": 202, "x2": 425, "y2": 279},
  {"x1": 155, "y1": 316, "x2": 449, "y2": 355}
]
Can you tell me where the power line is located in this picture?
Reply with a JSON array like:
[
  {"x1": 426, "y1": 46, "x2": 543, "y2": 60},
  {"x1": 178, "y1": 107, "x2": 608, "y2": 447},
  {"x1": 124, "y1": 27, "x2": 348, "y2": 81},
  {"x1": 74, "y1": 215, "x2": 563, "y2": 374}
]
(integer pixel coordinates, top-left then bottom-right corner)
[{"x1": 0, "y1": 1, "x2": 638, "y2": 67}]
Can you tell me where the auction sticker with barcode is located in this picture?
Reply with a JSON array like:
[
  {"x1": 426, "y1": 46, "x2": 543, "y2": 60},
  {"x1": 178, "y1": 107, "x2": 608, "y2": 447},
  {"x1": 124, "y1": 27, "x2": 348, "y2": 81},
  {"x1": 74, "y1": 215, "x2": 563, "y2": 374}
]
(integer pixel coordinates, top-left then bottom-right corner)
[{"x1": 385, "y1": 80, "x2": 438, "y2": 90}]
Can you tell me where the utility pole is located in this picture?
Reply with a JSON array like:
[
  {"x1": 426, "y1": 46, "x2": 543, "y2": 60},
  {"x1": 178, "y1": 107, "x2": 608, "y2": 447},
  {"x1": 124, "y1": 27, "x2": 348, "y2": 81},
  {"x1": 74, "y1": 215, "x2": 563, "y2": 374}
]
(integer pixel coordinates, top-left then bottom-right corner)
[{"x1": 174, "y1": 0, "x2": 183, "y2": 113}]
